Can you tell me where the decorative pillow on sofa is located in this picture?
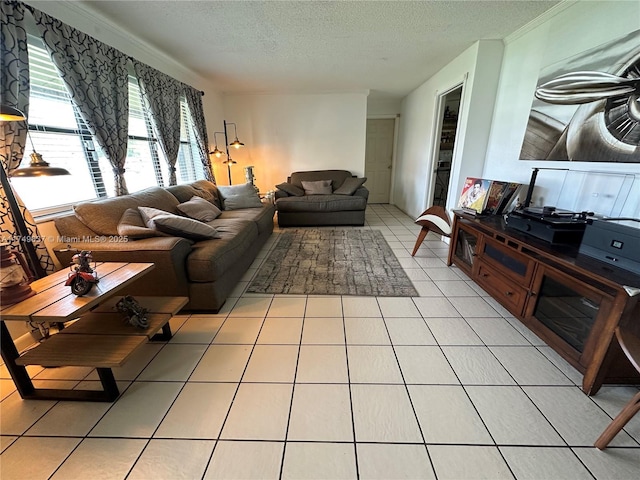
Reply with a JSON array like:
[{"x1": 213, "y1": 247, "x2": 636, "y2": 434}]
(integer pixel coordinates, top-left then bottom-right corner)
[
  {"x1": 117, "y1": 208, "x2": 163, "y2": 239},
  {"x1": 138, "y1": 206, "x2": 218, "y2": 240},
  {"x1": 301, "y1": 179, "x2": 332, "y2": 195},
  {"x1": 276, "y1": 182, "x2": 305, "y2": 197},
  {"x1": 333, "y1": 177, "x2": 367, "y2": 195},
  {"x1": 217, "y1": 183, "x2": 263, "y2": 210},
  {"x1": 177, "y1": 196, "x2": 222, "y2": 222}
]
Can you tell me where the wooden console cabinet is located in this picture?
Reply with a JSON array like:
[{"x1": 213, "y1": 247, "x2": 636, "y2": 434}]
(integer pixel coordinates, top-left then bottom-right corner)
[{"x1": 447, "y1": 210, "x2": 640, "y2": 395}]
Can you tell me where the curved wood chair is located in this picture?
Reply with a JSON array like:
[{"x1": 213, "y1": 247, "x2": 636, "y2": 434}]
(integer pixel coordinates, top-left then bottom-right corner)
[
  {"x1": 411, "y1": 206, "x2": 452, "y2": 256},
  {"x1": 594, "y1": 326, "x2": 640, "y2": 450}
]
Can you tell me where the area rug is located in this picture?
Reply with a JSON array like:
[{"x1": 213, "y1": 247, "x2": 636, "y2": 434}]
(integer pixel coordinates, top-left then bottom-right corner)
[{"x1": 247, "y1": 229, "x2": 418, "y2": 296}]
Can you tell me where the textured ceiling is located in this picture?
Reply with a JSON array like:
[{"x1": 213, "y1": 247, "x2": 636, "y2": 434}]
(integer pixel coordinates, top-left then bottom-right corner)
[{"x1": 81, "y1": 0, "x2": 561, "y2": 98}]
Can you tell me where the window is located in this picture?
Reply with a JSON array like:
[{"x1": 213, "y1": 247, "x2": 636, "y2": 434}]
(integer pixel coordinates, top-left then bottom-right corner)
[
  {"x1": 177, "y1": 100, "x2": 207, "y2": 184},
  {"x1": 11, "y1": 37, "x2": 104, "y2": 212},
  {"x1": 95, "y1": 75, "x2": 165, "y2": 195},
  {"x1": 12, "y1": 35, "x2": 207, "y2": 215}
]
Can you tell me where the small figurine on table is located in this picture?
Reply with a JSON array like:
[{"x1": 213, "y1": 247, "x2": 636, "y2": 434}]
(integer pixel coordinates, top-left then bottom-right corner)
[
  {"x1": 64, "y1": 249, "x2": 99, "y2": 296},
  {"x1": 116, "y1": 295, "x2": 149, "y2": 329}
]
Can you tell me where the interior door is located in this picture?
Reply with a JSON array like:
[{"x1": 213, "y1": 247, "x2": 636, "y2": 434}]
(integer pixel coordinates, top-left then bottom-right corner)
[
  {"x1": 365, "y1": 118, "x2": 394, "y2": 203},
  {"x1": 431, "y1": 86, "x2": 462, "y2": 208}
]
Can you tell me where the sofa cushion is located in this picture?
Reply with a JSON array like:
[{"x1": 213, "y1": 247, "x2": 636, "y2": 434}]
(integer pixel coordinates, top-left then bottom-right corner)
[
  {"x1": 219, "y1": 203, "x2": 276, "y2": 235},
  {"x1": 302, "y1": 179, "x2": 333, "y2": 195},
  {"x1": 334, "y1": 177, "x2": 367, "y2": 195},
  {"x1": 55, "y1": 212, "x2": 99, "y2": 237},
  {"x1": 289, "y1": 170, "x2": 352, "y2": 190},
  {"x1": 191, "y1": 180, "x2": 223, "y2": 209},
  {"x1": 275, "y1": 194, "x2": 367, "y2": 213},
  {"x1": 165, "y1": 184, "x2": 203, "y2": 203},
  {"x1": 166, "y1": 180, "x2": 222, "y2": 210},
  {"x1": 276, "y1": 182, "x2": 304, "y2": 197},
  {"x1": 186, "y1": 218, "x2": 258, "y2": 282},
  {"x1": 218, "y1": 183, "x2": 263, "y2": 210},
  {"x1": 74, "y1": 187, "x2": 180, "y2": 236},
  {"x1": 139, "y1": 206, "x2": 218, "y2": 241},
  {"x1": 177, "y1": 196, "x2": 222, "y2": 222},
  {"x1": 117, "y1": 208, "x2": 162, "y2": 239}
]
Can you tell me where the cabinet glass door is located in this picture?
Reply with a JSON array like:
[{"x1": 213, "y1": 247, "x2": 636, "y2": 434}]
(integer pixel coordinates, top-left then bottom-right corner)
[
  {"x1": 532, "y1": 274, "x2": 600, "y2": 353},
  {"x1": 454, "y1": 227, "x2": 478, "y2": 269},
  {"x1": 480, "y1": 237, "x2": 535, "y2": 286}
]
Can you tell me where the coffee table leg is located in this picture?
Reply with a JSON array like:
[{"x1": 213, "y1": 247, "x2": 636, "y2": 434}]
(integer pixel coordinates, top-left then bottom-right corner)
[
  {"x1": 0, "y1": 321, "x2": 36, "y2": 398},
  {"x1": 2, "y1": 320, "x2": 121, "y2": 402},
  {"x1": 150, "y1": 323, "x2": 173, "y2": 341},
  {"x1": 96, "y1": 368, "x2": 120, "y2": 400}
]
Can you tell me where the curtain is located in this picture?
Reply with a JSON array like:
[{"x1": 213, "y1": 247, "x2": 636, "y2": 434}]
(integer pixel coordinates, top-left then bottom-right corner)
[
  {"x1": 1, "y1": 0, "x2": 54, "y2": 275},
  {"x1": 184, "y1": 85, "x2": 215, "y2": 183},
  {"x1": 32, "y1": 9, "x2": 130, "y2": 195},
  {"x1": 133, "y1": 60, "x2": 182, "y2": 185}
]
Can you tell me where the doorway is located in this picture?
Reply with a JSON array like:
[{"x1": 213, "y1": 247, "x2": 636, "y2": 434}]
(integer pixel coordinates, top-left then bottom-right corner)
[
  {"x1": 431, "y1": 86, "x2": 462, "y2": 208},
  {"x1": 365, "y1": 118, "x2": 395, "y2": 203}
]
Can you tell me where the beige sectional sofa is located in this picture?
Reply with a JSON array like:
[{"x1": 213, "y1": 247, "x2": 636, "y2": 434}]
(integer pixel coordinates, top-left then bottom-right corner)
[{"x1": 52, "y1": 180, "x2": 275, "y2": 312}]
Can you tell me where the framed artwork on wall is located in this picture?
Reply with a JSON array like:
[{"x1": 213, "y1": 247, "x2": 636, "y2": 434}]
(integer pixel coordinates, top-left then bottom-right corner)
[{"x1": 520, "y1": 29, "x2": 640, "y2": 163}]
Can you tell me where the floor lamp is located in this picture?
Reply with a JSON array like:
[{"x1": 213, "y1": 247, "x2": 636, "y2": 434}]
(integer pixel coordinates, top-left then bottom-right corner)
[
  {"x1": 209, "y1": 120, "x2": 244, "y2": 185},
  {"x1": 1, "y1": 105, "x2": 70, "y2": 283}
]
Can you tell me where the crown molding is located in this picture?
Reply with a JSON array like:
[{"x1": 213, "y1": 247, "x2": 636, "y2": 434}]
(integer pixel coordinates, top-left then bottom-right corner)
[
  {"x1": 23, "y1": 0, "x2": 207, "y2": 87},
  {"x1": 504, "y1": 0, "x2": 579, "y2": 44},
  {"x1": 222, "y1": 89, "x2": 371, "y2": 97}
]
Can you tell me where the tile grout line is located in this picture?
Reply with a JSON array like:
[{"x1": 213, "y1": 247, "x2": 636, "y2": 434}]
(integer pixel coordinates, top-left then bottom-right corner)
[
  {"x1": 277, "y1": 296, "x2": 307, "y2": 480},
  {"x1": 199, "y1": 298, "x2": 272, "y2": 478},
  {"x1": 341, "y1": 296, "x2": 361, "y2": 480}
]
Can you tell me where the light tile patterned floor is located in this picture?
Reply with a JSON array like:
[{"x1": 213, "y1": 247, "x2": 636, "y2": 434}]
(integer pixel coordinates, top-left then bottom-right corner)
[{"x1": 2, "y1": 204, "x2": 640, "y2": 479}]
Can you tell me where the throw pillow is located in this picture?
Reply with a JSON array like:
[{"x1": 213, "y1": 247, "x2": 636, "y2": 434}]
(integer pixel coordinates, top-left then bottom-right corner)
[
  {"x1": 138, "y1": 206, "x2": 218, "y2": 240},
  {"x1": 276, "y1": 182, "x2": 305, "y2": 197},
  {"x1": 117, "y1": 208, "x2": 161, "y2": 239},
  {"x1": 138, "y1": 206, "x2": 173, "y2": 228},
  {"x1": 301, "y1": 179, "x2": 332, "y2": 195},
  {"x1": 334, "y1": 177, "x2": 367, "y2": 195},
  {"x1": 217, "y1": 182, "x2": 263, "y2": 210},
  {"x1": 177, "y1": 195, "x2": 222, "y2": 222}
]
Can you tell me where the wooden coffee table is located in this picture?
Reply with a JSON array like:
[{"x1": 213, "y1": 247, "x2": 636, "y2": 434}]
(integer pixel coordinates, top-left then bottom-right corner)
[{"x1": 1, "y1": 262, "x2": 187, "y2": 402}]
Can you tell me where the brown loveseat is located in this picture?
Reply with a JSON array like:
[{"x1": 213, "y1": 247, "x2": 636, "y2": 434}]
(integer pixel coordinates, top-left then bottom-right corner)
[
  {"x1": 275, "y1": 170, "x2": 368, "y2": 227},
  {"x1": 52, "y1": 180, "x2": 275, "y2": 311}
]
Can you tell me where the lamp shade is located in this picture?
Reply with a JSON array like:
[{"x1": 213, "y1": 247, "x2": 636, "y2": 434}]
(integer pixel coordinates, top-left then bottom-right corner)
[
  {"x1": 210, "y1": 146, "x2": 224, "y2": 158},
  {"x1": 10, "y1": 152, "x2": 70, "y2": 177},
  {"x1": 0, "y1": 104, "x2": 26, "y2": 122},
  {"x1": 229, "y1": 138, "x2": 244, "y2": 149}
]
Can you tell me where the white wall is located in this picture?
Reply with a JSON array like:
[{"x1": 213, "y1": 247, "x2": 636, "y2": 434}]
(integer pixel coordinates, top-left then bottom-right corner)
[
  {"x1": 220, "y1": 93, "x2": 368, "y2": 190},
  {"x1": 485, "y1": 0, "x2": 640, "y2": 212},
  {"x1": 394, "y1": 40, "x2": 504, "y2": 218},
  {"x1": 367, "y1": 96, "x2": 402, "y2": 116}
]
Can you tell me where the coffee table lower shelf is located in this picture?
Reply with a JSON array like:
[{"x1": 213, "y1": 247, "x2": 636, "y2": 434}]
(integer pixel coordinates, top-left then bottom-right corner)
[{"x1": 7, "y1": 296, "x2": 188, "y2": 402}]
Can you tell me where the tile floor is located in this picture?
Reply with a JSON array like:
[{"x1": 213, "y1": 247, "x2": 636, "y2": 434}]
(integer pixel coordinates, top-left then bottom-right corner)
[{"x1": 1, "y1": 204, "x2": 640, "y2": 479}]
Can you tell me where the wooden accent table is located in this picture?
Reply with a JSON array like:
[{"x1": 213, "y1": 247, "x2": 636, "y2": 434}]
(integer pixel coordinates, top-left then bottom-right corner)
[{"x1": 1, "y1": 262, "x2": 187, "y2": 402}]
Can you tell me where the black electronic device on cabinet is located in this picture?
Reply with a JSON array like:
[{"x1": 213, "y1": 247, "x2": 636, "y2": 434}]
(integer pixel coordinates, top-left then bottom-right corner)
[{"x1": 506, "y1": 206, "x2": 591, "y2": 245}]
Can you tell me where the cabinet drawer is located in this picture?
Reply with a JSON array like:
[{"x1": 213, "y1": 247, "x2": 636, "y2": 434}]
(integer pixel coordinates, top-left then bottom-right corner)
[
  {"x1": 476, "y1": 261, "x2": 528, "y2": 316},
  {"x1": 479, "y1": 236, "x2": 536, "y2": 287}
]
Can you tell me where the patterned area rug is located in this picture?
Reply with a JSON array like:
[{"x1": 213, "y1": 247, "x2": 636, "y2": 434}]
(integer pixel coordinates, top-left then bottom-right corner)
[{"x1": 247, "y1": 229, "x2": 418, "y2": 296}]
